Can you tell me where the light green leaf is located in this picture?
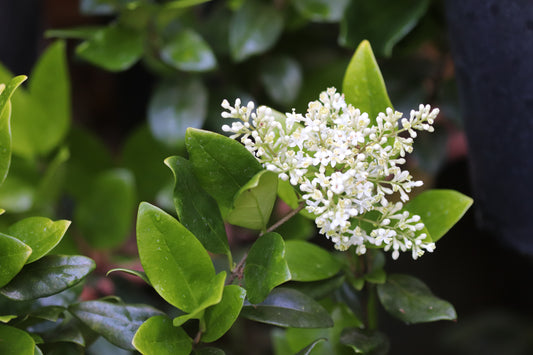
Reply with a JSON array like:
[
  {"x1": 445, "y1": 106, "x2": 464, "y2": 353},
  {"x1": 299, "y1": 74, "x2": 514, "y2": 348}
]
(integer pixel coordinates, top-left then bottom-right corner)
[
  {"x1": 0, "y1": 324, "x2": 35, "y2": 355},
  {"x1": 136, "y1": 202, "x2": 225, "y2": 312},
  {"x1": 70, "y1": 300, "x2": 164, "y2": 350},
  {"x1": 403, "y1": 189, "x2": 473, "y2": 242},
  {"x1": 165, "y1": 156, "x2": 230, "y2": 256},
  {"x1": 0, "y1": 315, "x2": 16, "y2": 323},
  {"x1": 342, "y1": 40, "x2": 393, "y2": 122},
  {"x1": 0, "y1": 255, "x2": 95, "y2": 301},
  {"x1": 229, "y1": 0, "x2": 284, "y2": 61},
  {"x1": 340, "y1": 328, "x2": 389, "y2": 355},
  {"x1": 260, "y1": 56, "x2": 302, "y2": 107},
  {"x1": 285, "y1": 240, "x2": 341, "y2": 282},
  {"x1": 227, "y1": 170, "x2": 278, "y2": 231},
  {"x1": 133, "y1": 315, "x2": 192, "y2": 355},
  {"x1": 161, "y1": 29, "x2": 217, "y2": 72},
  {"x1": 163, "y1": 0, "x2": 213, "y2": 10},
  {"x1": 148, "y1": 79, "x2": 208, "y2": 148},
  {"x1": 0, "y1": 175, "x2": 34, "y2": 213},
  {"x1": 202, "y1": 285, "x2": 246, "y2": 343},
  {"x1": 76, "y1": 24, "x2": 144, "y2": 71},
  {"x1": 0, "y1": 233, "x2": 31, "y2": 288},
  {"x1": 107, "y1": 268, "x2": 151, "y2": 285},
  {"x1": 185, "y1": 128, "x2": 262, "y2": 216},
  {"x1": 34, "y1": 146, "x2": 70, "y2": 212},
  {"x1": 75, "y1": 169, "x2": 136, "y2": 249},
  {"x1": 292, "y1": 0, "x2": 350, "y2": 22},
  {"x1": 244, "y1": 233, "x2": 291, "y2": 304},
  {"x1": 45, "y1": 26, "x2": 104, "y2": 40},
  {"x1": 277, "y1": 179, "x2": 299, "y2": 209},
  {"x1": 377, "y1": 274, "x2": 456, "y2": 324},
  {"x1": 241, "y1": 288, "x2": 333, "y2": 328},
  {"x1": 7, "y1": 217, "x2": 71, "y2": 263}
]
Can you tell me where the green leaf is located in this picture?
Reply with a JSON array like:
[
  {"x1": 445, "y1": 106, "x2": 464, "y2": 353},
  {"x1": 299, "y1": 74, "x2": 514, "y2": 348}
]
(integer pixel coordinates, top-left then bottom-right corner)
[
  {"x1": 260, "y1": 56, "x2": 302, "y2": 107},
  {"x1": 69, "y1": 300, "x2": 164, "y2": 351},
  {"x1": 0, "y1": 174, "x2": 35, "y2": 213},
  {"x1": 75, "y1": 169, "x2": 136, "y2": 249},
  {"x1": 244, "y1": 233, "x2": 291, "y2": 304},
  {"x1": 241, "y1": 288, "x2": 333, "y2": 328},
  {"x1": 0, "y1": 76, "x2": 26, "y2": 185},
  {"x1": 0, "y1": 255, "x2": 95, "y2": 301},
  {"x1": 288, "y1": 275, "x2": 346, "y2": 300},
  {"x1": 7, "y1": 217, "x2": 71, "y2": 263},
  {"x1": 45, "y1": 26, "x2": 105, "y2": 40},
  {"x1": 33, "y1": 147, "x2": 70, "y2": 212},
  {"x1": 107, "y1": 268, "x2": 151, "y2": 285},
  {"x1": 229, "y1": 0, "x2": 284, "y2": 62},
  {"x1": 194, "y1": 348, "x2": 225, "y2": 355},
  {"x1": 185, "y1": 128, "x2": 262, "y2": 216},
  {"x1": 76, "y1": 24, "x2": 144, "y2": 71},
  {"x1": 377, "y1": 274, "x2": 456, "y2": 324},
  {"x1": 202, "y1": 285, "x2": 246, "y2": 343},
  {"x1": 165, "y1": 156, "x2": 230, "y2": 256},
  {"x1": 0, "y1": 315, "x2": 16, "y2": 323},
  {"x1": 161, "y1": 28, "x2": 217, "y2": 72},
  {"x1": 339, "y1": 0, "x2": 430, "y2": 57},
  {"x1": 148, "y1": 79, "x2": 208, "y2": 148},
  {"x1": 0, "y1": 324, "x2": 35, "y2": 355},
  {"x1": 227, "y1": 170, "x2": 278, "y2": 230},
  {"x1": 136, "y1": 202, "x2": 225, "y2": 312},
  {"x1": 285, "y1": 241, "x2": 341, "y2": 282},
  {"x1": 403, "y1": 189, "x2": 473, "y2": 242},
  {"x1": 339, "y1": 328, "x2": 389, "y2": 355},
  {"x1": 296, "y1": 338, "x2": 328, "y2": 355},
  {"x1": 292, "y1": 0, "x2": 350, "y2": 22},
  {"x1": 133, "y1": 315, "x2": 192, "y2": 355},
  {"x1": 277, "y1": 179, "x2": 299, "y2": 209},
  {"x1": 342, "y1": 40, "x2": 393, "y2": 122},
  {"x1": 0, "y1": 233, "x2": 31, "y2": 288}
]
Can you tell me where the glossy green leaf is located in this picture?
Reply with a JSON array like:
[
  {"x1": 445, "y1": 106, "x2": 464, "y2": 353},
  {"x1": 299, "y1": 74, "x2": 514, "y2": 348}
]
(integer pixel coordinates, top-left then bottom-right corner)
[
  {"x1": 0, "y1": 233, "x2": 31, "y2": 288},
  {"x1": 296, "y1": 338, "x2": 328, "y2": 355},
  {"x1": 241, "y1": 288, "x2": 333, "y2": 328},
  {"x1": 244, "y1": 233, "x2": 291, "y2": 304},
  {"x1": 76, "y1": 24, "x2": 144, "y2": 71},
  {"x1": 45, "y1": 26, "x2": 105, "y2": 40},
  {"x1": 0, "y1": 255, "x2": 95, "y2": 301},
  {"x1": 340, "y1": 328, "x2": 389, "y2": 355},
  {"x1": 161, "y1": 29, "x2": 217, "y2": 72},
  {"x1": 0, "y1": 76, "x2": 26, "y2": 185},
  {"x1": 148, "y1": 79, "x2": 208, "y2": 148},
  {"x1": 292, "y1": 0, "x2": 350, "y2": 22},
  {"x1": 7, "y1": 217, "x2": 71, "y2": 263},
  {"x1": 339, "y1": 0, "x2": 430, "y2": 57},
  {"x1": 0, "y1": 324, "x2": 35, "y2": 355},
  {"x1": 165, "y1": 156, "x2": 230, "y2": 256},
  {"x1": 136, "y1": 202, "x2": 225, "y2": 312},
  {"x1": 342, "y1": 40, "x2": 393, "y2": 122},
  {"x1": 229, "y1": 0, "x2": 284, "y2": 61},
  {"x1": 185, "y1": 128, "x2": 262, "y2": 216},
  {"x1": 75, "y1": 169, "x2": 136, "y2": 249},
  {"x1": 202, "y1": 285, "x2": 246, "y2": 342},
  {"x1": 260, "y1": 56, "x2": 302, "y2": 107},
  {"x1": 107, "y1": 268, "x2": 151, "y2": 285},
  {"x1": 285, "y1": 240, "x2": 341, "y2": 282},
  {"x1": 70, "y1": 300, "x2": 164, "y2": 351},
  {"x1": 227, "y1": 170, "x2": 278, "y2": 230},
  {"x1": 377, "y1": 274, "x2": 456, "y2": 324},
  {"x1": 403, "y1": 189, "x2": 473, "y2": 242},
  {"x1": 133, "y1": 315, "x2": 192, "y2": 355}
]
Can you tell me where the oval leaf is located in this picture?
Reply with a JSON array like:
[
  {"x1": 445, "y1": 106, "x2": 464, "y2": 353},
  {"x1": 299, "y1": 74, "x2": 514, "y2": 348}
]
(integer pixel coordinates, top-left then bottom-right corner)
[
  {"x1": 285, "y1": 240, "x2": 341, "y2": 282},
  {"x1": 161, "y1": 28, "x2": 217, "y2": 72},
  {"x1": 241, "y1": 288, "x2": 333, "y2": 328},
  {"x1": 133, "y1": 315, "x2": 192, "y2": 355},
  {"x1": 0, "y1": 233, "x2": 32, "y2": 288},
  {"x1": 377, "y1": 274, "x2": 457, "y2": 324},
  {"x1": 7, "y1": 217, "x2": 71, "y2": 263},
  {"x1": 0, "y1": 324, "x2": 35, "y2": 355},
  {"x1": 0, "y1": 255, "x2": 95, "y2": 301},
  {"x1": 69, "y1": 300, "x2": 164, "y2": 350},
  {"x1": 202, "y1": 285, "x2": 246, "y2": 343},
  {"x1": 342, "y1": 40, "x2": 393, "y2": 122}
]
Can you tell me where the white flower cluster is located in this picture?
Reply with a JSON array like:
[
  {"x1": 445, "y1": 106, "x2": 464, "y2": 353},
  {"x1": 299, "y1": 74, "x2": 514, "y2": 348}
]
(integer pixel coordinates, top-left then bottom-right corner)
[{"x1": 221, "y1": 88, "x2": 439, "y2": 260}]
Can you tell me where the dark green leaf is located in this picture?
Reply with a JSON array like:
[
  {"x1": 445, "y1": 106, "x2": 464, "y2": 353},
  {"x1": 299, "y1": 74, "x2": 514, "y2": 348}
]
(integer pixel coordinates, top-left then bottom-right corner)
[
  {"x1": 292, "y1": 0, "x2": 349, "y2": 22},
  {"x1": 45, "y1": 26, "x2": 105, "y2": 40},
  {"x1": 285, "y1": 240, "x2": 341, "y2": 282},
  {"x1": 339, "y1": 0, "x2": 430, "y2": 57},
  {"x1": 161, "y1": 29, "x2": 217, "y2": 72},
  {"x1": 0, "y1": 324, "x2": 35, "y2": 355},
  {"x1": 70, "y1": 300, "x2": 164, "y2": 350},
  {"x1": 148, "y1": 79, "x2": 208, "y2": 148},
  {"x1": 136, "y1": 202, "x2": 225, "y2": 312},
  {"x1": 342, "y1": 40, "x2": 393, "y2": 122},
  {"x1": 76, "y1": 24, "x2": 144, "y2": 71},
  {"x1": 7, "y1": 217, "x2": 70, "y2": 263},
  {"x1": 202, "y1": 285, "x2": 246, "y2": 342},
  {"x1": 260, "y1": 56, "x2": 302, "y2": 106},
  {"x1": 165, "y1": 156, "x2": 230, "y2": 256},
  {"x1": 340, "y1": 328, "x2": 389, "y2": 355},
  {"x1": 132, "y1": 315, "x2": 192, "y2": 355},
  {"x1": 185, "y1": 128, "x2": 262, "y2": 216},
  {"x1": 377, "y1": 274, "x2": 456, "y2": 324},
  {"x1": 75, "y1": 169, "x2": 136, "y2": 249},
  {"x1": 0, "y1": 233, "x2": 31, "y2": 288},
  {"x1": 241, "y1": 288, "x2": 333, "y2": 328},
  {"x1": 403, "y1": 189, "x2": 473, "y2": 242},
  {"x1": 296, "y1": 338, "x2": 328, "y2": 355},
  {"x1": 0, "y1": 255, "x2": 95, "y2": 301},
  {"x1": 229, "y1": 0, "x2": 284, "y2": 61}
]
